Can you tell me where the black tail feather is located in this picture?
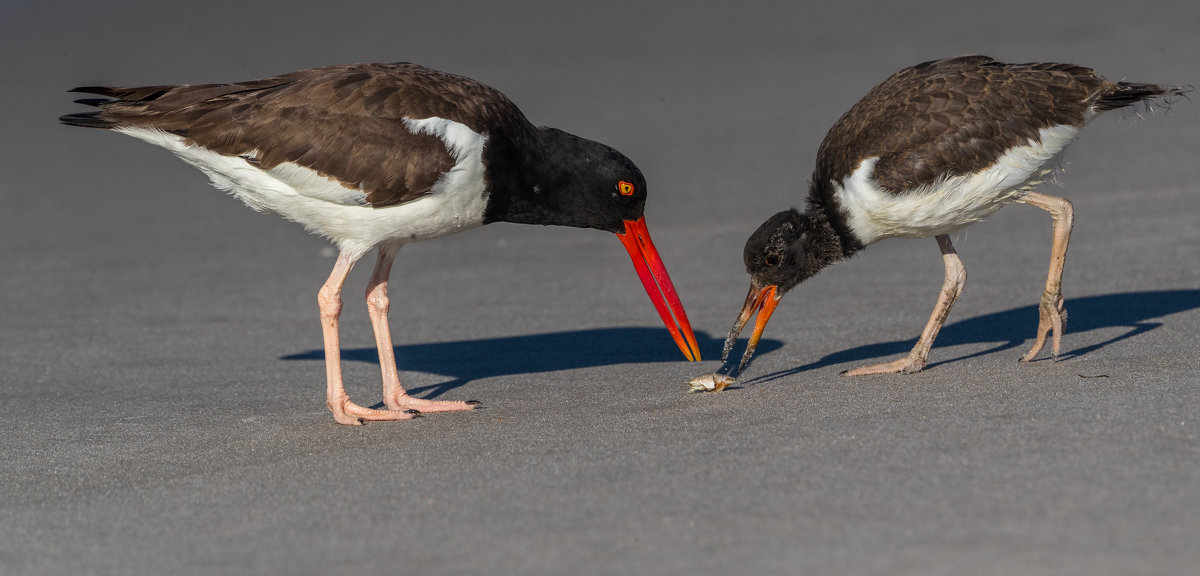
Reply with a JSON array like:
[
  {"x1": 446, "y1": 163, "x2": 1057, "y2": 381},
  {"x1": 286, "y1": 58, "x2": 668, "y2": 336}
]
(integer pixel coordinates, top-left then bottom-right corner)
[
  {"x1": 62, "y1": 85, "x2": 175, "y2": 129},
  {"x1": 1096, "y1": 81, "x2": 1191, "y2": 111},
  {"x1": 68, "y1": 86, "x2": 121, "y2": 96},
  {"x1": 58, "y1": 111, "x2": 118, "y2": 128},
  {"x1": 72, "y1": 97, "x2": 115, "y2": 107},
  {"x1": 68, "y1": 85, "x2": 173, "y2": 102}
]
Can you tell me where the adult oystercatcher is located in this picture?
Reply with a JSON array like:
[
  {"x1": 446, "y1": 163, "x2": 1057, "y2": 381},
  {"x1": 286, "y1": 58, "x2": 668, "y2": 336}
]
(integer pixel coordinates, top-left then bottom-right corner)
[
  {"x1": 723, "y1": 55, "x2": 1184, "y2": 375},
  {"x1": 60, "y1": 62, "x2": 701, "y2": 425}
]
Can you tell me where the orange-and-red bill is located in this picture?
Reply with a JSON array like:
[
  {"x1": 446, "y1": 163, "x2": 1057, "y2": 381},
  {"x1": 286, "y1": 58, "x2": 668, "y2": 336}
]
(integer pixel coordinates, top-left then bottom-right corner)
[
  {"x1": 721, "y1": 281, "x2": 781, "y2": 372},
  {"x1": 616, "y1": 217, "x2": 701, "y2": 361}
]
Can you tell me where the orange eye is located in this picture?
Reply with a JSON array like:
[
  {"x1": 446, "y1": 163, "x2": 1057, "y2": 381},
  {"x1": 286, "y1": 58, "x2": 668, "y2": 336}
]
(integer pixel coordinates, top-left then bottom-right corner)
[{"x1": 617, "y1": 181, "x2": 635, "y2": 196}]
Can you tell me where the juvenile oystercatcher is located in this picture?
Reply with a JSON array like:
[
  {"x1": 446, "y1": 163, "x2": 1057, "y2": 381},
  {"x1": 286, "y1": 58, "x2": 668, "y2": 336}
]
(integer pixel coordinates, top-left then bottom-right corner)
[
  {"x1": 723, "y1": 55, "x2": 1185, "y2": 375},
  {"x1": 60, "y1": 62, "x2": 701, "y2": 425}
]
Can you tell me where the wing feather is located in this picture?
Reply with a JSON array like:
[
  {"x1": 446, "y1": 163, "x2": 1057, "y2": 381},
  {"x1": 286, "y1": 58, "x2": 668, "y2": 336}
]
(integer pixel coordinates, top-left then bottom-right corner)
[
  {"x1": 815, "y1": 55, "x2": 1105, "y2": 193},
  {"x1": 67, "y1": 63, "x2": 533, "y2": 207}
]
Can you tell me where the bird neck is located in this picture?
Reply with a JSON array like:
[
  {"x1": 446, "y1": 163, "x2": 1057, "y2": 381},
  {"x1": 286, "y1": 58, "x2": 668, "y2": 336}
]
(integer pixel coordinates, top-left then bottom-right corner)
[
  {"x1": 480, "y1": 129, "x2": 562, "y2": 227},
  {"x1": 805, "y1": 179, "x2": 864, "y2": 261}
]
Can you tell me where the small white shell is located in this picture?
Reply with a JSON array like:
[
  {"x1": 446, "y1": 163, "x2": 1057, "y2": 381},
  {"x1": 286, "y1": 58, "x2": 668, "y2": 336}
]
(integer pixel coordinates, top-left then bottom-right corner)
[{"x1": 687, "y1": 373, "x2": 736, "y2": 393}]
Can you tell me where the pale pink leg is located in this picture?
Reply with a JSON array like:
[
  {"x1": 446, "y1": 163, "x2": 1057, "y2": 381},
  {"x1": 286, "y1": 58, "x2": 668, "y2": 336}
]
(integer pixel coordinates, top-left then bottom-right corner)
[
  {"x1": 366, "y1": 247, "x2": 478, "y2": 413},
  {"x1": 319, "y1": 251, "x2": 415, "y2": 425},
  {"x1": 1015, "y1": 191, "x2": 1074, "y2": 362},
  {"x1": 845, "y1": 234, "x2": 966, "y2": 376}
]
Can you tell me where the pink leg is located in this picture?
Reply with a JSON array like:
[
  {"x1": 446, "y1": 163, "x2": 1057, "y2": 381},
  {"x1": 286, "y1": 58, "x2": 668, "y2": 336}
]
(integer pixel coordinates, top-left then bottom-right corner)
[
  {"x1": 319, "y1": 251, "x2": 415, "y2": 425},
  {"x1": 366, "y1": 247, "x2": 478, "y2": 413},
  {"x1": 1015, "y1": 191, "x2": 1074, "y2": 362},
  {"x1": 844, "y1": 234, "x2": 966, "y2": 376}
]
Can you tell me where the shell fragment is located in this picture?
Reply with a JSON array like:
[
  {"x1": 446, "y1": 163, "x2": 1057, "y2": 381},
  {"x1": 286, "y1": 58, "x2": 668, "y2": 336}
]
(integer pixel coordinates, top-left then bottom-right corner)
[{"x1": 688, "y1": 373, "x2": 736, "y2": 393}]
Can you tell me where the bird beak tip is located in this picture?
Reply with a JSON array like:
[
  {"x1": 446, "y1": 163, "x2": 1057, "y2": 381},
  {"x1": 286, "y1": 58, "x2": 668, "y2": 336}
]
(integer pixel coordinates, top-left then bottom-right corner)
[
  {"x1": 616, "y1": 218, "x2": 701, "y2": 362},
  {"x1": 724, "y1": 282, "x2": 781, "y2": 373}
]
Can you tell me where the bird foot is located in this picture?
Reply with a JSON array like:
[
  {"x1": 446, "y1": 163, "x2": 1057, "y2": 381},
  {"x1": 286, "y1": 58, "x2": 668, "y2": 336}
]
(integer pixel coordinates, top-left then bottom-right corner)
[
  {"x1": 329, "y1": 398, "x2": 420, "y2": 426},
  {"x1": 384, "y1": 396, "x2": 481, "y2": 413},
  {"x1": 1019, "y1": 290, "x2": 1065, "y2": 362},
  {"x1": 842, "y1": 356, "x2": 927, "y2": 376}
]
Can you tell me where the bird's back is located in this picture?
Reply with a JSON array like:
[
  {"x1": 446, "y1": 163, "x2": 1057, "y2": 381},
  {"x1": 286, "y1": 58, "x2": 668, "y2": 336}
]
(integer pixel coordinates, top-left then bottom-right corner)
[
  {"x1": 806, "y1": 55, "x2": 1182, "y2": 245},
  {"x1": 814, "y1": 55, "x2": 1116, "y2": 194},
  {"x1": 61, "y1": 62, "x2": 534, "y2": 208}
]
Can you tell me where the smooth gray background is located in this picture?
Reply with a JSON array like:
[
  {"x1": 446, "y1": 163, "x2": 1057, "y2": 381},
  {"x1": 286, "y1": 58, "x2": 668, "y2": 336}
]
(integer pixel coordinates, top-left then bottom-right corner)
[{"x1": 3, "y1": 1, "x2": 1198, "y2": 574}]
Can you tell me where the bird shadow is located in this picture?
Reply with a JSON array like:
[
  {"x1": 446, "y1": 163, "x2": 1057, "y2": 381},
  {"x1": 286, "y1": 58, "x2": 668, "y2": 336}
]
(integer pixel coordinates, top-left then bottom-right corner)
[
  {"x1": 745, "y1": 289, "x2": 1200, "y2": 385},
  {"x1": 280, "y1": 328, "x2": 781, "y2": 399}
]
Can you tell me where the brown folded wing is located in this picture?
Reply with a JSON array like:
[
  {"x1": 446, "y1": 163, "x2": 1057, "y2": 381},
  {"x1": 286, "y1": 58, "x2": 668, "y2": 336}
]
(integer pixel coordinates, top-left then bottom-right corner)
[
  {"x1": 815, "y1": 55, "x2": 1107, "y2": 193},
  {"x1": 71, "y1": 63, "x2": 532, "y2": 207}
]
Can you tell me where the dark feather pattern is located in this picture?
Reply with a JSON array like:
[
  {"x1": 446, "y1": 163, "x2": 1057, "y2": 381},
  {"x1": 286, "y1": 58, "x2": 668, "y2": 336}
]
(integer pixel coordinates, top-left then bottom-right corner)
[
  {"x1": 728, "y1": 55, "x2": 1185, "y2": 375},
  {"x1": 60, "y1": 63, "x2": 538, "y2": 208},
  {"x1": 813, "y1": 55, "x2": 1181, "y2": 195},
  {"x1": 1095, "y1": 81, "x2": 1185, "y2": 111}
]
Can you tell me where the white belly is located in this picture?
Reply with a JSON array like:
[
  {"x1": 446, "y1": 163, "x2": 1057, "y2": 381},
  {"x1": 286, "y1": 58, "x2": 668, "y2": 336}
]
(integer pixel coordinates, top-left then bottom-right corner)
[{"x1": 834, "y1": 124, "x2": 1079, "y2": 245}]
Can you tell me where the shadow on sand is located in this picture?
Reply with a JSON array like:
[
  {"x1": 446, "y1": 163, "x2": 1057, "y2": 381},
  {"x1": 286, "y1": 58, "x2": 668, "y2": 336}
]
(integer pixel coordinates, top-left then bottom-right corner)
[
  {"x1": 283, "y1": 290, "x2": 1198, "y2": 396},
  {"x1": 744, "y1": 289, "x2": 1200, "y2": 385},
  {"x1": 281, "y1": 327, "x2": 782, "y2": 399}
]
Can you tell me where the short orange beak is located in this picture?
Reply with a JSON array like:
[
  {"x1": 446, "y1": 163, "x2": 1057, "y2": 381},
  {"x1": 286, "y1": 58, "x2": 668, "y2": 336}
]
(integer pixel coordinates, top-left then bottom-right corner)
[
  {"x1": 616, "y1": 217, "x2": 701, "y2": 361},
  {"x1": 721, "y1": 281, "x2": 781, "y2": 372}
]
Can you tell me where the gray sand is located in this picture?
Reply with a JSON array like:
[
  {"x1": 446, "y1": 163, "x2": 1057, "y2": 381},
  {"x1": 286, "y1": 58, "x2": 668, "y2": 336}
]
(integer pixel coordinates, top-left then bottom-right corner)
[{"x1": 3, "y1": 1, "x2": 1198, "y2": 574}]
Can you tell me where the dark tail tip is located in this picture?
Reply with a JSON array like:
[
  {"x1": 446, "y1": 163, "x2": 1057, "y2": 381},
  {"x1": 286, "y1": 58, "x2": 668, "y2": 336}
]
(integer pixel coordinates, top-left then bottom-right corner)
[
  {"x1": 58, "y1": 112, "x2": 117, "y2": 128},
  {"x1": 63, "y1": 86, "x2": 129, "y2": 128},
  {"x1": 69, "y1": 85, "x2": 172, "y2": 102},
  {"x1": 69, "y1": 86, "x2": 124, "y2": 97},
  {"x1": 72, "y1": 97, "x2": 114, "y2": 107},
  {"x1": 1096, "y1": 81, "x2": 1192, "y2": 112}
]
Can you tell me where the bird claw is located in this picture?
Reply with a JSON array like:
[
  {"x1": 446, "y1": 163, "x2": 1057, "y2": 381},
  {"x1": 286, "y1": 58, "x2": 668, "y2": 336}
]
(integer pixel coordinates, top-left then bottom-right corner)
[
  {"x1": 1020, "y1": 290, "x2": 1065, "y2": 362},
  {"x1": 329, "y1": 397, "x2": 420, "y2": 424},
  {"x1": 383, "y1": 397, "x2": 480, "y2": 413},
  {"x1": 842, "y1": 356, "x2": 927, "y2": 376}
]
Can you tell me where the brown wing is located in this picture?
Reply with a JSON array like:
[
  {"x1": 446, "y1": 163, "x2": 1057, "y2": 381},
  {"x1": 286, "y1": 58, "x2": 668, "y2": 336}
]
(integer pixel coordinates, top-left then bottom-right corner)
[
  {"x1": 814, "y1": 55, "x2": 1109, "y2": 193},
  {"x1": 69, "y1": 63, "x2": 534, "y2": 207}
]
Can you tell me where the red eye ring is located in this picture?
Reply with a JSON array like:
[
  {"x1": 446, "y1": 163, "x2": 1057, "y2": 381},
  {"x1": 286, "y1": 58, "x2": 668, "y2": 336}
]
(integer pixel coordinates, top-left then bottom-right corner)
[{"x1": 617, "y1": 181, "x2": 635, "y2": 196}]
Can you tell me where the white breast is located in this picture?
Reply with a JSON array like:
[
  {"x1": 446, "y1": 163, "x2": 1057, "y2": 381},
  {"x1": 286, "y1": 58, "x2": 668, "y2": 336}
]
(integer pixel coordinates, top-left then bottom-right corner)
[
  {"x1": 115, "y1": 116, "x2": 490, "y2": 262},
  {"x1": 834, "y1": 124, "x2": 1079, "y2": 245}
]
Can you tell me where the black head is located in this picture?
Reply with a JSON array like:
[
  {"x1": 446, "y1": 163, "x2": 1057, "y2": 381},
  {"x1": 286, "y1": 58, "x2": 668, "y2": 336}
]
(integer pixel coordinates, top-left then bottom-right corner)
[
  {"x1": 488, "y1": 127, "x2": 647, "y2": 233},
  {"x1": 555, "y1": 133, "x2": 649, "y2": 233},
  {"x1": 723, "y1": 207, "x2": 843, "y2": 373},
  {"x1": 484, "y1": 126, "x2": 701, "y2": 362},
  {"x1": 743, "y1": 208, "x2": 817, "y2": 295}
]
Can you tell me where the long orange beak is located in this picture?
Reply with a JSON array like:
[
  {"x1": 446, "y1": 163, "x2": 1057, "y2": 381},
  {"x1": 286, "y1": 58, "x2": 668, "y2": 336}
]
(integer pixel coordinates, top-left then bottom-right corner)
[
  {"x1": 721, "y1": 281, "x2": 781, "y2": 372},
  {"x1": 616, "y1": 217, "x2": 701, "y2": 361}
]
